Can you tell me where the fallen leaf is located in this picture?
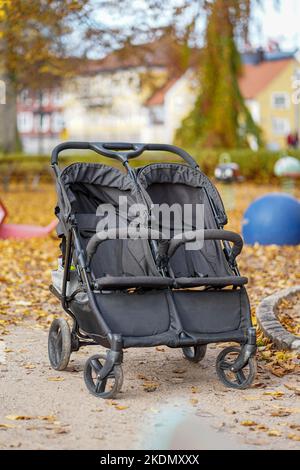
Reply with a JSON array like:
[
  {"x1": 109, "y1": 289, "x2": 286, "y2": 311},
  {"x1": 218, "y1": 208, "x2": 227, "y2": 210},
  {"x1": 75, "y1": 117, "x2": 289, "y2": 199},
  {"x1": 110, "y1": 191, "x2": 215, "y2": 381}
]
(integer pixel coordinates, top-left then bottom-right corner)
[
  {"x1": 241, "y1": 420, "x2": 257, "y2": 427},
  {"x1": 267, "y1": 429, "x2": 282, "y2": 437},
  {"x1": 54, "y1": 427, "x2": 69, "y2": 434},
  {"x1": 38, "y1": 415, "x2": 57, "y2": 423},
  {"x1": 288, "y1": 434, "x2": 300, "y2": 442},
  {"x1": 172, "y1": 369, "x2": 186, "y2": 375},
  {"x1": 6, "y1": 415, "x2": 34, "y2": 421},
  {"x1": 289, "y1": 424, "x2": 300, "y2": 431},
  {"x1": 115, "y1": 405, "x2": 129, "y2": 411},
  {"x1": 47, "y1": 377, "x2": 65, "y2": 382},
  {"x1": 0, "y1": 423, "x2": 16, "y2": 429},
  {"x1": 155, "y1": 347, "x2": 165, "y2": 352},
  {"x1": 190, "y1": 398, "x2": 198, "y2": 406},
  {"x1": 284, "y1": 383, "x2": 300, "y2": 395},
  {"x1": 24, "y1": 363, "x2": 35, "y2": 370},
  {"x1": 191, "y1": 386, "x2": 199, "y2": 394},
  {"x1": 263, "y1": 391, "x2": 285, "y2": 398},
  {"x1": 270, "y1": 409, "x2": 291, "y2": 417},
  {"x1": 143, "y1": 381, "x2": 159, "y2": 392},
  {"x1": 256, "y1": 424, "x2": 269, "y2": 431}
]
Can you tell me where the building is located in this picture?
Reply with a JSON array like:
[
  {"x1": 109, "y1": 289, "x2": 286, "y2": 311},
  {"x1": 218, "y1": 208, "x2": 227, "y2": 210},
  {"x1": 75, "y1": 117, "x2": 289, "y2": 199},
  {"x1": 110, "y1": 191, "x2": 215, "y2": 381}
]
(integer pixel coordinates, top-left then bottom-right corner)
[
  {"x1": 17, "y1": 88, "x2": 65, "y2": 154},
  {"x1": 16, "y1": 44, "x2": 300, "y2": 153},
  {"x1": 239, "y1": 50, "x2": 300, "y2": 149}
]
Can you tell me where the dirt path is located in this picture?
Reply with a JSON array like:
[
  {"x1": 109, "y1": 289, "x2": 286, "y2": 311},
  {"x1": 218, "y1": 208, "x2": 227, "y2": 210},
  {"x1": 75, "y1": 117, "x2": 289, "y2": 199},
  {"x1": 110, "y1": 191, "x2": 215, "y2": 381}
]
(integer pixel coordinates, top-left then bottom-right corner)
[{"x1": 0, "y1": 323, "x2": 299, "y2": 450}]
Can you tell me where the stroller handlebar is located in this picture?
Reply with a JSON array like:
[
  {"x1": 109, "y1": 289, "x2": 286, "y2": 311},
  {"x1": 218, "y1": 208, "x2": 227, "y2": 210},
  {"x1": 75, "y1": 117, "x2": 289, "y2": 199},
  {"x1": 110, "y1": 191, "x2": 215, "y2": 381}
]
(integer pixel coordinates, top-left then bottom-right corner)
[{"x1": 51, "y1": 141, "x2": 199, "y2": 169}]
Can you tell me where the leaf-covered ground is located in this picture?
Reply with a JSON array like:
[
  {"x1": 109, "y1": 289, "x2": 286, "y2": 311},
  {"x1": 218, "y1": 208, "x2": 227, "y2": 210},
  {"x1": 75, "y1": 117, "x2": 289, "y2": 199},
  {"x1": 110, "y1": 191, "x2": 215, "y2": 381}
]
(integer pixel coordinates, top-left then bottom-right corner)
[{"x1": 0, "y1": 181, "x2": 299, "y2": 449}]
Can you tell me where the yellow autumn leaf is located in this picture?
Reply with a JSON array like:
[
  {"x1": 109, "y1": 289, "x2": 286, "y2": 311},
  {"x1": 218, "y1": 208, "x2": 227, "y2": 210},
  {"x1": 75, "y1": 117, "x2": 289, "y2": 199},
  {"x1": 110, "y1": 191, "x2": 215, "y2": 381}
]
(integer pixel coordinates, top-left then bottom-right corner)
[
  {"x1": 263, "y1": 391, "x2": 285, "y2": 398},
  {"x1": 6, "y1": 415, "x2": 34, "y2": 421},
  {"x1": 267, "y1": 429, "x2": 282, "y2": 437},
  {"x1": 37, "y1": 415, "x2": 57, "y2": 422},
  {"x1": 240, "y1": 420, "x2": 257, "y2": 426},
  {"x1": 47, "y1": 377, "x2": 65, "y2": 382},
  {"x1": 0, "y1": 423, "x2": 16, "y2": 428},
  {"x1": 288, "y1": 434, "x2": 300, "y2": 442},
  {"x1": 190, "y1": 398, "x2": 198, "y2": 406}
]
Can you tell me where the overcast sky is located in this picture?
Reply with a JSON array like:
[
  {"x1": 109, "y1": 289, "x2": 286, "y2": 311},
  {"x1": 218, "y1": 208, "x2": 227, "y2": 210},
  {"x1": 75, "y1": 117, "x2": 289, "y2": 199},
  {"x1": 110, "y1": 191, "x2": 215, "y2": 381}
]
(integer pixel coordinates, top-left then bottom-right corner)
[
  {"x1": 251, "y1": 0, "x2": 300, "y2": 50},
  {"x1": 93, "y1": 0, "x2": 300, "y2": 55}
]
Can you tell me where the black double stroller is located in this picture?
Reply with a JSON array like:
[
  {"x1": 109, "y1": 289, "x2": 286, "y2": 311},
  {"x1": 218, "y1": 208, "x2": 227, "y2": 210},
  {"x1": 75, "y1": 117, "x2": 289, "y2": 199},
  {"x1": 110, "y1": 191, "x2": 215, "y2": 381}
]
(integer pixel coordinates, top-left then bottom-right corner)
[{"x1": 49, "y1": 142, "x2": 257, "y2": 398}]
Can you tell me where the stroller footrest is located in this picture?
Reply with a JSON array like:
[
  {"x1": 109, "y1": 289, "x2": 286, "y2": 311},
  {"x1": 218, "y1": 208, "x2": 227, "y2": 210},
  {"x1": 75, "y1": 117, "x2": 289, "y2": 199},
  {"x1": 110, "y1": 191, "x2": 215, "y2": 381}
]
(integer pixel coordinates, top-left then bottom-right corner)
[
  {"x1": 93, "y1": 276, "x2": 173, "y2": 290},
  {"x1": 174, "y1": 276, "x2": 248, "y2": 288}
]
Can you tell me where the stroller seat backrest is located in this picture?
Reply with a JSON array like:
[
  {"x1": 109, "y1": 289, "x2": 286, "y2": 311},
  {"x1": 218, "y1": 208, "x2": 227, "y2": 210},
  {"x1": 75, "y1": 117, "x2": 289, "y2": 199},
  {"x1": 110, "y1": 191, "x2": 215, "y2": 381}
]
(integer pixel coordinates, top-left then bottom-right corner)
[
  {"x1": 138, "y1": 163, "x2": 232, "y2": 278},
  {"x1": 58, "y1": 163, "x2": 159, "y2": 279}
]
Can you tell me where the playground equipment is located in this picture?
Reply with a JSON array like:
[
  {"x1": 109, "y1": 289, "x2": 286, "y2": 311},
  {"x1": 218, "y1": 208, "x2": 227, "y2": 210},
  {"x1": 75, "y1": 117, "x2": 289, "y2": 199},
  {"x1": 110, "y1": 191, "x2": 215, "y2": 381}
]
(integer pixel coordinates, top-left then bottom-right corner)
[
  {"x1": 274, "y1": 156, "x2": 300, "y2": 195},
  {"x1": 214, "y1": 153, "x2": 242, "y2": 210},
  {"x1": 242, "y1": 193, "x2": 300, "y2": 245},
  {"x1": 0, "y1": 198, "x2": 57, "y2": 239}
]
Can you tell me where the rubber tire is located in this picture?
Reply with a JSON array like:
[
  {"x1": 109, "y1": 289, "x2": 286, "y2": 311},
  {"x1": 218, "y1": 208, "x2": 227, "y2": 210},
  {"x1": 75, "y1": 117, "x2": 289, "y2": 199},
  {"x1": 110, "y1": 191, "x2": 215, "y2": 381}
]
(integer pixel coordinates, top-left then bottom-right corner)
[
  {"x1": 84, "y1": 354, "x2": 123, "y2": 399},
  {"x1": 48, "y1": 318, "x2": 72, "y2": 371},
  {"x1": 216, "y1": 346, "x2": 257, "y2": 390},
  {"x1": 182, "y1": 345, "x2": 207, "y2": 363}
]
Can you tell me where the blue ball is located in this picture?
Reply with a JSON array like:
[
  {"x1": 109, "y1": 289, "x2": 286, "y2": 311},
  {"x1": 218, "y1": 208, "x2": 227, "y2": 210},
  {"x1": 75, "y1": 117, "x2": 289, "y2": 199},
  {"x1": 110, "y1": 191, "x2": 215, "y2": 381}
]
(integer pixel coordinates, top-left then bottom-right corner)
[{"x1": 242, "y1": 193, "x2": 300, "y2": 245}]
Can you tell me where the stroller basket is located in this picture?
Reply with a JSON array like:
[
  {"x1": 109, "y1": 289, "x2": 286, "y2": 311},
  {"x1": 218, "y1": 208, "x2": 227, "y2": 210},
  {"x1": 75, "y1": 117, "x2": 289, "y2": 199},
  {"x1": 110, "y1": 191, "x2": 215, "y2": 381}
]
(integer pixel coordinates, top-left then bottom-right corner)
[{"x1": 48, "y1": 141, "x2": 257, "y2": 398}]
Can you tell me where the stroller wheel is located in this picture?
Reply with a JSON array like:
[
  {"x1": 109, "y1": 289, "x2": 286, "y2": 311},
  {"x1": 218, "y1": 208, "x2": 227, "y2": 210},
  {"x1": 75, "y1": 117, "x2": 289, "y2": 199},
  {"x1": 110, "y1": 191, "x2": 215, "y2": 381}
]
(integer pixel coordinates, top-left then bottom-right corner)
[
  {"x1": 216, "y1": 346, "x2": 257, "y2": 389},
  {"x1": 84, "y1": 354, "x2": 123, "y2": 399},
  {"x1": 182, "y1": 345, "x2": 207, "y2": 363},
  {"x1": 48, "y1": 318, "x2": 71, "y2": 371}
]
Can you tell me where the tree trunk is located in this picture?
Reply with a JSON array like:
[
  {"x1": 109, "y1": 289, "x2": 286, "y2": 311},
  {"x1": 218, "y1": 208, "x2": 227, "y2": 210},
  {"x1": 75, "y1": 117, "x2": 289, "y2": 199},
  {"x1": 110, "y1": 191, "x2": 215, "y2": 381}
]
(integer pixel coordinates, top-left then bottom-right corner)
[{"x1": 0, "y1": 74, "x2": 19, "y2": 153}]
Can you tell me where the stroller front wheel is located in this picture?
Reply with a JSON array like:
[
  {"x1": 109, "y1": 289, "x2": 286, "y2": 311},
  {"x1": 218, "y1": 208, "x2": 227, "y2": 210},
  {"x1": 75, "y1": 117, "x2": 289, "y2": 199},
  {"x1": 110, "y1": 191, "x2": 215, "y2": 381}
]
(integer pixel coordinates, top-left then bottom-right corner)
[
  {"x1": 182, "y1": 345, "x2": 207, "y2": 363},
  {"x1": 84, "y1": 354, "x2": 123, "y2": 399},
  {"x1": 48, "y1": 318, "x2": 72, "y2": 371},
  {"x1": 216, "y1": 346, "x2": 257, "y2": 389}
]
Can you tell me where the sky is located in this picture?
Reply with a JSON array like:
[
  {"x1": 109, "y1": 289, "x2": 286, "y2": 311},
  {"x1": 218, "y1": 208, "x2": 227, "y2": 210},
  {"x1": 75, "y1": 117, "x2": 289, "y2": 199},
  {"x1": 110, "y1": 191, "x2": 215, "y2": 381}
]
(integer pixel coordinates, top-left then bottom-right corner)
[
  {"x1": 251, "y1": 0, "x2": 300, "y2": 51},
  {"x1": 92, "y1": 0, "x2": 300, "y2": 57}
]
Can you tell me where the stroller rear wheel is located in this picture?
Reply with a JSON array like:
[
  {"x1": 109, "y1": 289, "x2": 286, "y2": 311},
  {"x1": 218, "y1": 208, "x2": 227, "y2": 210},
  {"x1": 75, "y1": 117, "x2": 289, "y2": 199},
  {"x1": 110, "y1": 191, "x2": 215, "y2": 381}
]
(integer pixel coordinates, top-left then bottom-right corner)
[
  {"x1": 182, "y1": 345, "x2": 207, "y2": 363},
  {"x1": 216, "y1": 346, "x2": 257, "y2": 389},
  {"x1": 84, "y1": 354, "x2": 123, "y2": 399},
  {"x1": 48, "y1": 318, "x2": 71, "y2": 371}
]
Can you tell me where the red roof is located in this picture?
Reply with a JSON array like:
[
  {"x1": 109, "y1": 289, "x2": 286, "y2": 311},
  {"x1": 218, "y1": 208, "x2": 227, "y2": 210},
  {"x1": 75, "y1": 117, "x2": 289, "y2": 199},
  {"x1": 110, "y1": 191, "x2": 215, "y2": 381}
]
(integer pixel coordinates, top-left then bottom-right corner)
[
  {"x1": 146, "y1": 77, "x2": 179, "y2": 106},
  {"x1": 145, "y1": 58, "x2": 294, "y2": 106},
  {"x1": 239, "y1": 58, "x2": 292, "y2": 99},
  {"x1": 81, "y1": 36, "x2": 201, "y2": 74}
]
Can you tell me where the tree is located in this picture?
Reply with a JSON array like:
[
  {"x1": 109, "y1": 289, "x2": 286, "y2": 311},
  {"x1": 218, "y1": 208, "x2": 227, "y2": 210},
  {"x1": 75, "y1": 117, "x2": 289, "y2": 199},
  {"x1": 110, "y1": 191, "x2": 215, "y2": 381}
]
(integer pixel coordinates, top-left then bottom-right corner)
[
  {"x1": 174, "y1": 0, "x2": 262, "y2": 149},
  {"x1": 0, "y1": 0, "x2": 90, "y2": 152}
]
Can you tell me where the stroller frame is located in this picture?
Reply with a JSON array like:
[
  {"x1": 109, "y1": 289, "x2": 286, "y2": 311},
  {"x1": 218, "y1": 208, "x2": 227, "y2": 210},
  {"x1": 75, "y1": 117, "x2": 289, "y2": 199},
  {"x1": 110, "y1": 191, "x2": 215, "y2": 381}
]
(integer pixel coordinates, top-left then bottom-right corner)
[{"x1": 49, "y1": 141, "x2": 257, "y2": 398}]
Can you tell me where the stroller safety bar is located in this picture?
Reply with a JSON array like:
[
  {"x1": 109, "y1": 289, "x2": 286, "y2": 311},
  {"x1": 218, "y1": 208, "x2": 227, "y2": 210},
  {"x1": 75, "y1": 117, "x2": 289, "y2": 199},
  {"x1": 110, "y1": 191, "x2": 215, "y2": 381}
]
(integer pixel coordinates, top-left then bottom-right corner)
[
  {"x1": 51, "y1": 141, "x2": 199, "y2": 169},
  {"x1": 86, "y1": 227, "x2": 167, "y2": 265},
  {"x1": 166, "y1": 229, "x2": 244, "y2": 264}
]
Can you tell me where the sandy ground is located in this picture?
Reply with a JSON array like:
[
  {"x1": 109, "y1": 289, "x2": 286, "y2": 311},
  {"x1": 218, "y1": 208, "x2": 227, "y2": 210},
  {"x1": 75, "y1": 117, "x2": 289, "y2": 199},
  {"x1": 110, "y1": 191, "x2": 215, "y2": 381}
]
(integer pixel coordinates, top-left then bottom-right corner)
[{"x1": 0, "y1": 323, "x2": 299, "y2": 450}]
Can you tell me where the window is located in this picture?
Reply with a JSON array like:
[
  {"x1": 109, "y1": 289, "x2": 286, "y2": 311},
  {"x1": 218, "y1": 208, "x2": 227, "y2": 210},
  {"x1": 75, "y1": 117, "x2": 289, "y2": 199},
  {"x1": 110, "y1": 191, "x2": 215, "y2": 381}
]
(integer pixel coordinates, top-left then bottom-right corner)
[
  {"x1": 272, "y1": 92, "x2": 290, "y2": 109},
  {"x1": 17, "y1": 112, "x2": 33, "y2": 133},
  {"x1": 272, "y1": 117, "x2": 290, "y2": 136},
  {"x1": 41, "y1": 91, "x2": 49, "y2": 107},
  {"x1": 51, "y1": 112, "x2": 64, "y2": 133},
  {"x1": 149, "y1": 106, "x2": 164, "y2": 125},
  {"x1": 35, "y1": 113, "x2": 50, "y2": 133},
  {"x1": 52, "y1": 90, "x2": 62, "y2": 106},
  {"x1": 19, "y1": 89, "x2": 31, "y2": 105}
]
